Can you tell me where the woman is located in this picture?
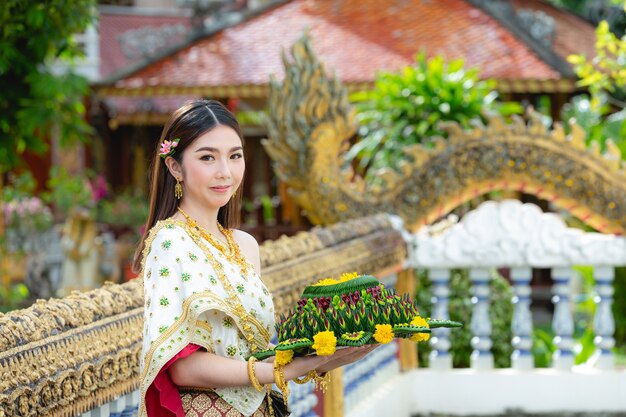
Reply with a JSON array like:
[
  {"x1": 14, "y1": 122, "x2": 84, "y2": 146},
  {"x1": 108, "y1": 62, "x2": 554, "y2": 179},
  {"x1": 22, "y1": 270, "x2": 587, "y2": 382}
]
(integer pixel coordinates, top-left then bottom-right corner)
[{"x1": 133, "y1": 99, "x2": 372, "y2": 417}]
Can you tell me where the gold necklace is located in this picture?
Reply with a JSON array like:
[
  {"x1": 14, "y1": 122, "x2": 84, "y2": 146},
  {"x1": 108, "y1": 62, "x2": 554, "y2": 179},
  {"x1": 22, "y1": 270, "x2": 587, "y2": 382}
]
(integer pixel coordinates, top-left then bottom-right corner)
[{"x1": 177, "y1": 207, "x2": 249, "y2": 274}]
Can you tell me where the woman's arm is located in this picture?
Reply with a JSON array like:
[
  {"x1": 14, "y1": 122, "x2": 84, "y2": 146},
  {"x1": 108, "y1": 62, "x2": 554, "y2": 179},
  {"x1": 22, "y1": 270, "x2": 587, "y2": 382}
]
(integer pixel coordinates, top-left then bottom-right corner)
[{"x1": 169, "y1": 349, "x2": 337, "y2": 388}]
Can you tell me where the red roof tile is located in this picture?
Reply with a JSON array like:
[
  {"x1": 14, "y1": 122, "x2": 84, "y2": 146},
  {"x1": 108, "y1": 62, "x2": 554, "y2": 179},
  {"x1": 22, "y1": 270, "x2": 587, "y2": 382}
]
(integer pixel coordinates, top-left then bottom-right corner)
[
  {"x1": 112, "y1": 0, "x2": 594, "y2": 91},
  {"x1": 99, "y1": 11, "x2": 191, "y2": 78}
]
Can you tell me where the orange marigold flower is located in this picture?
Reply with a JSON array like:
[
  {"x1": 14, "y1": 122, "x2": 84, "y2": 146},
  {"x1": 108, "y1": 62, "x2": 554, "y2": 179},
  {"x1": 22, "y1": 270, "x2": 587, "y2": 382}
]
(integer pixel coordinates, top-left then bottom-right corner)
[
  {"x1": 373, "y1": 324, "x2": 394, "y2": 344},
  {"x1": 410, "y1": 316, "x2": 431, "y2": 343},
  {"x1": 275, "y1": 349, "x2": 294, "y2": 366},
  {"x1": 339, "y1": 272, "x2": 359, "y2": 282},
  {"x1": 313, "y1": 278, "x2": 338, "y2": 286},
  {"x1": 312, "y1": 331, "x2": 337, "y2": 356}
]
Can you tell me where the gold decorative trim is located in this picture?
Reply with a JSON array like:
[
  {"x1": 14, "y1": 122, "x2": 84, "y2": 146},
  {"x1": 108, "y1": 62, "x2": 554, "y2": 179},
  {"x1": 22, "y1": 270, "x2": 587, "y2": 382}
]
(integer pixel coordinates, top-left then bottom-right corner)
[
  {"x1": 0, "y1": 307, "x2": 142, "y2": 417},
  {"x1": 93, "y1": 78, "x2": 574, "y2": 103}
]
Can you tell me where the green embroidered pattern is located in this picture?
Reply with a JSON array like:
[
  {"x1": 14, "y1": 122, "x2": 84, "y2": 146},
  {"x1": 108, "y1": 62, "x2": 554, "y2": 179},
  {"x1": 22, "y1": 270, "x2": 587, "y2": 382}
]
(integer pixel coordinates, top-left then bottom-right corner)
[
  {"x1": 161, "y1": 239, "x2": 172, "y2": 249},
  {"x1": 159, "y1": 267, "x2": 170, "y2": 277},
  {"x1": 159, "y1": 296, "x2": 169, "y2": 306},
  {"x1": 181, "y1": 272, "x2": 192, "y2": 282}
]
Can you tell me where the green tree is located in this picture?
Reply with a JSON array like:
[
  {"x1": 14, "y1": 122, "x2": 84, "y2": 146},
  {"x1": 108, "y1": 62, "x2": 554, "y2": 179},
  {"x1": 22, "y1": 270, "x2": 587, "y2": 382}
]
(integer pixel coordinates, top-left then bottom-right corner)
[
  {"x1": 566, "y1": 0, "x2": 626, "y2": 357},
  {"x1": 0, "y1": 1, "x2": 96, "y2": 286},
  {"x1": 567, "y1": 1, "x2": 626, "y2": 110},
  {"x1": 0, "y1": 0, "x2": 96, "y2": 172},
  {"x1": 347, "y1": 52, "x2": 521, "y2": 180}
]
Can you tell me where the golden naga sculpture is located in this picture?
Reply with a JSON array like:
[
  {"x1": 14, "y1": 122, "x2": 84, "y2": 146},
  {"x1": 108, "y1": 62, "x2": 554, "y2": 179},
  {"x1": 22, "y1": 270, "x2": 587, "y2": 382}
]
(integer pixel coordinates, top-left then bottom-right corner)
[{"x1": 263, "y1": 34, "x2": 626, "y2": 235}]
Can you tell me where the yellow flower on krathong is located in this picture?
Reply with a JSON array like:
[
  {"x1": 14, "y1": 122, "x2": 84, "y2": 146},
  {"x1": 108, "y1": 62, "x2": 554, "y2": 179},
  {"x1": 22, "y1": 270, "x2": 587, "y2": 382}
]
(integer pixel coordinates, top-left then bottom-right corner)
[
  {"x1": 410, "y1": 316, "x2": 431, "y2": 343},
  {"x1": 275, "y1": 349, "x2": 294, "y2": 366},
  {"x1": 313, "y1": 278, "x2": 338, "y2": 286},
  {"x1": 312, "y1": 331, "x2": 337, "y2": 356},
  {"x1": 373, "y1": 324, "x2": 394, "y2": 344},
  {"x1": 339, "y1": 272, "x2": 359, "y2": 282}
]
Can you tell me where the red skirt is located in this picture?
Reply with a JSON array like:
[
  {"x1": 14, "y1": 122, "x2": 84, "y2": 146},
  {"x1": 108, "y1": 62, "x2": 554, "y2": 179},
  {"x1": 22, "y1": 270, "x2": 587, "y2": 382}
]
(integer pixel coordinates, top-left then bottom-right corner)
[{"x1": 146, "y1": 344, "x2": 270, "y2": 417}]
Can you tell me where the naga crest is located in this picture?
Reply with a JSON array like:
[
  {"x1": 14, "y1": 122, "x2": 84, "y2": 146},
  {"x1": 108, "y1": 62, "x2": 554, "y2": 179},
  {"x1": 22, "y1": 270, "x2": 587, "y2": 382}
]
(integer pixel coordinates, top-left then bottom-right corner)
[{"x1": 262, "y1": 34, "x2": 626, "y2": 234}]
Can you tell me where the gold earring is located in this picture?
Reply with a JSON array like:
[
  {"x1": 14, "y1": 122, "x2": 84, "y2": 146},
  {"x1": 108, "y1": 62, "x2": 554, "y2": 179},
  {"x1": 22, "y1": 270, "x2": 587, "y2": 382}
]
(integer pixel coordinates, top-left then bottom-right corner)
[
  {"x1": 231, "y1": 187, "x2": 238, "y2": 200},
  {"x1": 175, "y1": 177, "x2": 183, "y2": 200}
]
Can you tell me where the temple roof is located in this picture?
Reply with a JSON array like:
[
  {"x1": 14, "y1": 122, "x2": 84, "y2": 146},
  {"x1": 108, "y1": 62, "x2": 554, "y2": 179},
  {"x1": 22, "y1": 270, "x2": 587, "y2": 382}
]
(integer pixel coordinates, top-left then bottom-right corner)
[
  {"x1": 96, "y1": 0, "x2": 595, "y2": 99},
  {"x1": 99, "y1": 6, "x2": 192, "y2": 79}
]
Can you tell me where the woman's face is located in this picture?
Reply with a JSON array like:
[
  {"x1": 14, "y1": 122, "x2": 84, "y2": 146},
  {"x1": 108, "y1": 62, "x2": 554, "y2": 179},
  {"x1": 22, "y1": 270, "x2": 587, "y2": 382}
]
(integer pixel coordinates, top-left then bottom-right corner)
[{"x1": 180, "y1": 124, "x2": 245, "y2": 211}]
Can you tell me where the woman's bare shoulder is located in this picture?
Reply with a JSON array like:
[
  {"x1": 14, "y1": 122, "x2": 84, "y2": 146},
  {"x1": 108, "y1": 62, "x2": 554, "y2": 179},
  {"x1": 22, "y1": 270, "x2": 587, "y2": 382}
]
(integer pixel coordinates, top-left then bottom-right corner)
[
  {"x1": 230, "y1": 229, "x2": 260, "y2": 251},
  {"x1": 231, "y1": 229, "x2": 261, "y2": 273}
]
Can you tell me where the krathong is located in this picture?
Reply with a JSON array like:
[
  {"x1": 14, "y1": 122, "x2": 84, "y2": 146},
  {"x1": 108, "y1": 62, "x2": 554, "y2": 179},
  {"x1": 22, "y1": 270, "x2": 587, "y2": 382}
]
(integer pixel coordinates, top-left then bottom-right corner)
[{"x1": 251, "y1": 273, "x2": 462, "y2": 364}]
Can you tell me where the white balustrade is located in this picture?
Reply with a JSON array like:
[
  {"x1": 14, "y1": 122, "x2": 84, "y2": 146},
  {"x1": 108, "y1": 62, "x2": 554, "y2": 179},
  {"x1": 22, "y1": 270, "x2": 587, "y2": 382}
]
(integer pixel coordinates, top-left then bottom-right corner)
[
  {"x1": 510, "y1": 267, "x2": 534, "y2": 370},
  {"x1": 343, "y1": 341, "x2": 399, "y2": 414},
  {"x1": 591, "y1": 265, "x2": 616, "y2": 370},
  {"x1": 551, "y1": 267, "x2": 575, "y2": 369},
  {"x1": 108, "y1": 395, "x2": 127, "y2": 417},
  {"x1": 428, "y1": 268, "x2": 452, "y2": 369},
  {"x1": 288, "y1": 379, "x2": 318, "y2": 417},
  {"x1": 469, "y1": 268, "x2": 493, "y2": 370}
]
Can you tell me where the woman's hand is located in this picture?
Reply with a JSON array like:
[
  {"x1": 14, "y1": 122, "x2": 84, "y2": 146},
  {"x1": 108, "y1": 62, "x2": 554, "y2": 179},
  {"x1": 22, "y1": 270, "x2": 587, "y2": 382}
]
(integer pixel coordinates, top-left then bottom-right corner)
[
  {"x1": 315, "y1": 344, "x2": 379, "y2": 374},
  {"x1": 282, "y1": 352, "x2": 332, "y2": 380}
]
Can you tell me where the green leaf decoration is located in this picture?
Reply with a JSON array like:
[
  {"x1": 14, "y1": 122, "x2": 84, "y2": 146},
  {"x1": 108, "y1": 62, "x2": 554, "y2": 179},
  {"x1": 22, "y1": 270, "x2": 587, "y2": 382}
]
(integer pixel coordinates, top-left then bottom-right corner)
[
  {"x1": 302, "y1": 275, "x2": 380, "y2": 298},
  {"x1": 250, "y1": 349, "x2": 276, "y2": 361},
  {"x1": 392, "y1": 325, "x2": 432, "y2": 338},
  {"x1": 338, "y1": 331, "x2": 372, "y2": 347},
  {"x1": 275, "y1": 338, "x2": 313, "y2": 351},
  {"x1": 427, "y1": 319, "x2": 463, "y2": 328}
]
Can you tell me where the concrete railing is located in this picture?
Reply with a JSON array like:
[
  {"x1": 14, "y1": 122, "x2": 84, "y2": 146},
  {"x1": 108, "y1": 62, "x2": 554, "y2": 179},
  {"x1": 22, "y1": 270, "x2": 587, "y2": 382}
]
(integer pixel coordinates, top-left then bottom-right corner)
[{"x1": 0, "y1": 214, "x2": 407, "y2": 417}]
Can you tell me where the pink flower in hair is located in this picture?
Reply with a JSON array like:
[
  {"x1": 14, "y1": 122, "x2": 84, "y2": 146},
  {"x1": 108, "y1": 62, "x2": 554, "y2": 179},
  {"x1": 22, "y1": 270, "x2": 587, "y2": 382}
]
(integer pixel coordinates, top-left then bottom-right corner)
[{"x1": 159, "y1": 138, "x2": 180, "y2": 159}]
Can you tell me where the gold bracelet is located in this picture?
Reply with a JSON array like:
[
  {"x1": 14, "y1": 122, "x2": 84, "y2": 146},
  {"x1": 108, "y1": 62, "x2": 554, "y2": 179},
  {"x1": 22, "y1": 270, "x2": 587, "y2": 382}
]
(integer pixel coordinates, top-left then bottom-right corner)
[
  {"x1": 247, "y1": 356, "x2": 264, "y2": 392},
  {"x1": 273, "y1": 362, "x2": 289, "y2": 406},
  {"x1": 313, "y1": 371, "x2": 331, "y2": 393},
  {"x1": 293, "y1": 370, "x2": 316, "y2": 384}
]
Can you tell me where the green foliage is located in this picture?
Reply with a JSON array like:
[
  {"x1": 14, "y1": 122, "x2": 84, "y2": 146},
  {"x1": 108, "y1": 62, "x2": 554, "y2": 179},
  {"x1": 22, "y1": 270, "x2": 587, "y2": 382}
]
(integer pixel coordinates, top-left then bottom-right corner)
[
  {"x1": 415, "y1": 269, "x2": 513, "y2": 368},
  {"x1": 0, "y1": 283, "x2": 29, "y2": 313},
  {"x1": 531, "y1": 327, "x2": 555, "y2": 368},
  {"x1": 43, "y1": 166, "x2": 94, "y2": 218},
  {"x1": 536, "y1": 93, "x2": 626, "y2": 159},
  {"x1": 531, "y1": 266, "x2": 617, "y2": 367},
  {"x1": 347, "y1": 53, "x2": 522, "y2": 179},
  {"x1": 614, "y1": 267, "x2": 626, "y2": 349},
  {"x1": 1, "y1": 171, "x2": 38, "y2": 200},
  {"x1": 567, "y1": 0, "x2": 626, "y2": 111},
  {"x1": 98, "y1": 190, "x2": 149, "y2": 237},
  {"x1": 0, "y1": 0, "x2": 96, "y2": 172}
]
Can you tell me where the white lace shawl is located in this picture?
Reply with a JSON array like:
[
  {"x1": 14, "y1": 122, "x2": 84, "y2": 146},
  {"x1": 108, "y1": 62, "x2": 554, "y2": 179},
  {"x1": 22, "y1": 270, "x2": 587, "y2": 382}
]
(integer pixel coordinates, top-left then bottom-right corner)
[{"x1": 138, "y1": 220, "x2": 275, "y2": 417}]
